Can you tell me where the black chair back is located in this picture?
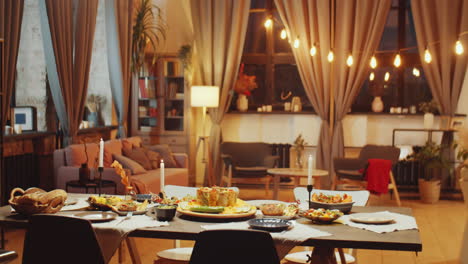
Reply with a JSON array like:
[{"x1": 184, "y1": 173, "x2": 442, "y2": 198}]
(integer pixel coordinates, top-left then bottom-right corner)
[
  {"x1": 359, "y1": 145, "x2": 401, "y2": 165},
  {"x1": 189, "y1": 229, "x2": 280, "y2": 264},
  {"x1": 22, "y1": 214, "x2": 104, "y2": 264},
  {"x1": 221, "y1": 142, "x2": 273, "y2": 167}
]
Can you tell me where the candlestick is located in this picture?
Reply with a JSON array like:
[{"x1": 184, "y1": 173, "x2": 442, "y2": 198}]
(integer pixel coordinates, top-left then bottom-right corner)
[
  {"x1": 98, "y1": 138, "x2": 104, "y2": 168},
  {"x1": 98, "y1": 166, "x2": 103, "y2": 197},
  {"x1": 160, "y1": 159, "x2": 165, "y2": 193},
  {"x1": 307, "y1": 184, "x2": 313, "y2": 209},
  {"x1": 307, "y1": 155, "x2": 313, "y2": 185}
]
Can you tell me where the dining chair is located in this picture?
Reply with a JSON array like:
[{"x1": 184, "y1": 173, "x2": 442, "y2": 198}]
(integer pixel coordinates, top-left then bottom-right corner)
[
  {"x1": 285, "y1": 187, "x2": 371, "y2": 264},
  {"x1": 22, "y1": 214, "x2": 104, "y2": 264},
  {"x1": 189, "y1": 229, "x2": 280, "y2": 264},
  {"x1": 332, "y1": 145, "x2": 401, "y2": 206}
]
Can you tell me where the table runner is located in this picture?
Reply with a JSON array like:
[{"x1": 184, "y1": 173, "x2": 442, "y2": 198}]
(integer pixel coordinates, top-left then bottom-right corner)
[{"x1": 340, "y1": 211, "x2": 418, "y2": 233}]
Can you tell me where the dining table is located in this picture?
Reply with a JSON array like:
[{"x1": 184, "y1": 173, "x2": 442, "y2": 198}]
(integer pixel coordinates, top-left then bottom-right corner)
[{"x1": 0, "y1": 193, "x2": 422, "y2": 264}]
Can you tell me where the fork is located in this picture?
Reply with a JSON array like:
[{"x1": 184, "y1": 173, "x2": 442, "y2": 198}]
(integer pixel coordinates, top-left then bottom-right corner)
[{"x1": 117, "y1": 211, "x2": 133, "y2": 225}]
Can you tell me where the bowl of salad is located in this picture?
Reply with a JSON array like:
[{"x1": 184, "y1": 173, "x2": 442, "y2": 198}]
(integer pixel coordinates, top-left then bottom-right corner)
[{"x1": 303, "y1": 208, "x2": 343, "y2": 224}]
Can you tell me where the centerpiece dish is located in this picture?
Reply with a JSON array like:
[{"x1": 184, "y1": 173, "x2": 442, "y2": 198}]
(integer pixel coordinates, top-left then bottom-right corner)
[
  {"x1": 176, "y1": 187, "x2": 256, "y2": 219},
  {"x1": 88, "y1": 195, "x2": 149, "y2": 216},
  {"x1": 303, "y1": 208, "x2": 343, "y2": 224},
  {"x1": 308, "y1": 193, "x2": 354, "y2": 213},
  {"x1": 248, "y1": 218, "x2": 292, "y2": 232},
  {"x1": 260, "y1": 203, "x2": 299, "y2": 219}
]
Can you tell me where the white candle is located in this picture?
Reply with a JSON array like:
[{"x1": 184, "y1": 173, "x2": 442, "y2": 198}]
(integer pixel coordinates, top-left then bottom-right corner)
[
  {"x1": 98, "y1": 138, "x2": 104, "y2": 168},
  {"x1": 307, "y1": 155, "x2": 313, "y2": 185},
  {"x1": 160, "y1": 159, "x2": 165, "y2": 192}
]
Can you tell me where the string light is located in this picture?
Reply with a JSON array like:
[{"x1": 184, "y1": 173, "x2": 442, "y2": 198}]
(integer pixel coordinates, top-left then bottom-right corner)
[
  {"x1": 280, "y1": 29, "x2": 287, "y2": 40},
  {"x1": 327, "y1": 50, "x2": 334, "y2": 62},
  {"x1": 393, "y1": 53, "x2": 401, "y2": 67},
  {"x1": 455, "y1": 40, "x2": 464, "y2": 55},
  {"x1": 310, "y1": 44, "x2": 317, "y2": 56},
  {"x1": 370, "y1": 56, "x2": 377, "y2": 69},
  {"x1": 424, "y1": 47, "x2": 432, "y2": 63},
  {"x1": 369, "y1": 72, "x2": 375, "y2": 81},
  {"x1": 346, "y1": 54, "x2": 353, "y2": 67},
  {"x1": 293, "y1": 38, "x2": 300, "y2": 48},
  {"x1": 264, "y1": 18, "x2": 272, "y2": 28},
  {"x1": 412, "y1": 67, "x2": 420, "y2": 77},
  {"x1": 384, "y1": 72, "x2": 390, "y2": 82}
]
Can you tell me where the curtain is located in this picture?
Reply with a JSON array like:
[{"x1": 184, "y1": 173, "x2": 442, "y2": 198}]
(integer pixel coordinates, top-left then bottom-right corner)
[
  {"x1": 190, "y1": 0, "x2": 250, "y2": 185},
  {"x1": 40, "y1": 0, "x2": 98, "y2": 146},
  {"x1": 331, "y1": 0, "x2": 391, "y2": 177},
  {"x1": 275, "y1": 0, "x2": 390, "y2": 187},
  {"x1": 0, "y1": 0, "x2": 24, "y2": 128},
  {"x1": 105, "y1": 0, "x2": 133, "y2": 138},
  {"x1": 412, "y1": 0, "x2": 468, "y2": 185}
]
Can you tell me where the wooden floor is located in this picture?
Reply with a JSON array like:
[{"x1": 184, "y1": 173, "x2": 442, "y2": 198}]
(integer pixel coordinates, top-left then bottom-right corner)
[{"x1": 2, "y1": 186, "x2": 466, "y2": 264}]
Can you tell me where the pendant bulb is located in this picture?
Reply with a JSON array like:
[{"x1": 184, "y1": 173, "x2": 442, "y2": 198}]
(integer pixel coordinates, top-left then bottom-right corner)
[
  {"x1": 346, "y1": 54, "x2": 353, "y2": 67},
  {"x1": 384, "y1": 72, "x2": 390, "y2": 82},
  {"x1": 369, "y1": 72, "x2": 375, "y2": 81},
  {"x1": 394, "y1": 53, "x2": 402, "y2": 67},
  {"x1": 310, "y1": 45, "x2": 317, "y2": 56},
  {"x1": 280, "y1": 29, "x2": 287, "y2": 40},
  {"x1": 264, "y1": 18, "x2": 272, "y2": 28},
  {"x1": 293, "y1": 38, "x2": 300, "y2": 49},
  {"x1": 455, "y1": 40, "x2": 464, "y2": 55},
  {"x1": 370, "y1": 56, "x2": 377, "y2": 69},
  {"x1": 424, "y1": 47, "x2": 432, "y2": 63},
  {"x1": 412, "y1": 67, "x2": 420, "y2": 77},
  {"x1": 327, "y1": 50, "x2": 334, "y2": 62}
]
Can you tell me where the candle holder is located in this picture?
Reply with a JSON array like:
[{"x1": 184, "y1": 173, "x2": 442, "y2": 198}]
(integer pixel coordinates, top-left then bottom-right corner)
[
  {"x1": 98, "y1": 167, "x2": 103, "y2": 196},
  {"x1": 307, "y1": 184, "x2": 313, "y2": 209}
]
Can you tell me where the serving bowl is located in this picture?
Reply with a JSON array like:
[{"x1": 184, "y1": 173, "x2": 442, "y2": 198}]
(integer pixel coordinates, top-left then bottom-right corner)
[
  {"x1": 260, "y1": 203, "x2": 286, "y2": 216},
  {"x1": 303, "y1": 208, "x2": 343, "y2": 224},
  {"x1": 308, "y1": 200, "x2": 354, "y2": 213},
  {"x1": 155, "y1": 204, "x2": 177, "y2": 221}
]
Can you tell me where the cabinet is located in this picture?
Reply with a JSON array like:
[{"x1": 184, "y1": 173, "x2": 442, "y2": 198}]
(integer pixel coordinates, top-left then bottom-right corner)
[{"x1": 131, "y1": 54, "x2": 190, "y2": 154}]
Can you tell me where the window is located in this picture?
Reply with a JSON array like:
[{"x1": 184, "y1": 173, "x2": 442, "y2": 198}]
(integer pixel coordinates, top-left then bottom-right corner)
[
  {"x1": 232, "y1": 0, "x2": 313, "y2": 112},
  {"x1": 351, "y1": 0, "x2": 432, "y2": 113}
]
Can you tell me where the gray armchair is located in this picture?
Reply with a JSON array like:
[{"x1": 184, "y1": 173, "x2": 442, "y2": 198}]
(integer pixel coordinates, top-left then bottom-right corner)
[{"x1": 220, "y1": 142, "x2": 279, "y2": 197}]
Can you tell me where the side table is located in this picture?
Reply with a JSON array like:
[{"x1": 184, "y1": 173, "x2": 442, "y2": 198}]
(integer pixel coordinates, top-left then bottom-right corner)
[{"x1": 65, "y1": 180, "x2": 117, "y2": 194}]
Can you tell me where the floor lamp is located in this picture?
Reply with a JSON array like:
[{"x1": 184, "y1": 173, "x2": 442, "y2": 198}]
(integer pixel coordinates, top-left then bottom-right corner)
[{"x1": 191, "y1": 86, "x2": 219, "y2": 185}]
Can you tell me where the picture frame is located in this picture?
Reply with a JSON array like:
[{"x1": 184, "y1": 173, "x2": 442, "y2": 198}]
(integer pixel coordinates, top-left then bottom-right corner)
[
  {"x1": 451, "y1": 117, "x2": 465, "y2": 130},
  {"x1": 13, "y1": 106, "x2": 37, "y2": 131}
]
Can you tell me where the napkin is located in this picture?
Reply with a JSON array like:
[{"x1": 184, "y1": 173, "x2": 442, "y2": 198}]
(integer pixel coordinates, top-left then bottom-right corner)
[
  {"x1": 340, "y1": 211, "x2": 418, "y2": 233},
  {"x1": 93, "y1": 215, "x2": 169, "y2": 262},
  {"x1": 201, "y1": 221, "x2": 331, "y2": 259},
  {"x1": 60, "y1": 198, "x2": 90, "y2": 211}
]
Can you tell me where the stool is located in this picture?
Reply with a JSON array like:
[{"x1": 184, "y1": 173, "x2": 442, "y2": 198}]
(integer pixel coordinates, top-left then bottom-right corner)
[{"x1": 65, "y1": 180, "x2": 117, "y2": 194}]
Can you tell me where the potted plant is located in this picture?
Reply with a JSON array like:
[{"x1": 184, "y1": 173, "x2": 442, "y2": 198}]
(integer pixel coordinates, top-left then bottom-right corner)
[
  {"x1": 410, "y1": 141, "x2": 449, "y2": 203},
  {"x1": 418, "y1": 100, "x2": 439, "y2": 129}
]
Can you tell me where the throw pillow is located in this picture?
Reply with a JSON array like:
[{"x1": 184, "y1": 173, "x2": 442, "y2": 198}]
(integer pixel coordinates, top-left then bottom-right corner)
[
  {"x1": 147, "y1": 144, "x2": 178, "y2": 168},
  {"x1": 65, "y1": 143, "x2": 99, "y2": 168},
  {"x1": 123, "y1": 147, "x2": 152, "y2": 170},
  {"x1": 122, "y1": 137, "x2": 142, "y2": 153},
  {"x1": 104, "y1": 139, "x2": 122, "y2": 167},
  {"x1": 113, "y1": 154, "x2": 146, "y2": 175},
  {"x1": 143, "y1": 148, "x2": 161, "y2": 169}
]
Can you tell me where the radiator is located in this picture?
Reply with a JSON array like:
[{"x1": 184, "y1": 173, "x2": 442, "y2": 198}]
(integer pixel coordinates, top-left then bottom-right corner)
[{"x1": 271, "y1": 144, "x2": 291, "y2": 168}]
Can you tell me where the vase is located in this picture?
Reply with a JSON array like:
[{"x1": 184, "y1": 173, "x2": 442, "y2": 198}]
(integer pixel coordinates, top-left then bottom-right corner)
[
  {"x1": 87, "y1": 112, "x2": 98, "y2": 127},
  {"x1": 423, "y1": 113, "x2": 434, "y2": 129},
  {"x1": 79, "y1": 163, "x2": 91, "y2": 184},
  {"x1": 371, "y1": 96, "x2": 384, "y2": 113},
  {"x1": 418, "y1": 178, "x2": 441, "y2": 204},
  {"x1": 237, "y1": 94, "x2": 248, "y2": 112}
]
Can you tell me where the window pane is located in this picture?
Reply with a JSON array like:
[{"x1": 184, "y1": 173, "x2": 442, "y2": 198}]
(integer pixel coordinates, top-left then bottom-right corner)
[
  {"x1": 273, "y1": 12, "x2": 292, "y2": 53},
  {"x1": 250, "y1": 0, "x2": 266, "y2": 9},
  {"x1": 405, "y1": 9, "x2": 418, "y2": 51},
  {"x1": 274, "y1": 64, "x2": 311, "y2": 109},
  {"x1": 243, "y1": 12, "x2": 267, "y2": 54},
  {"x1": 402, "y1": 67, "x2": 432, "y2": 108},
  {"x1": 244, "y1": 64, "x2": 267, "y2": 106},
  {"x1": 379, "y1": 9, "x2": 398, "y2": 51}
]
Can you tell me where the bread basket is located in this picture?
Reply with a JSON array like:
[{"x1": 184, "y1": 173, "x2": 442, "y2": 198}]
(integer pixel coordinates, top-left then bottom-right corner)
[{"x1": 9, "y1": 187, "x2": 67, "y2": 215}]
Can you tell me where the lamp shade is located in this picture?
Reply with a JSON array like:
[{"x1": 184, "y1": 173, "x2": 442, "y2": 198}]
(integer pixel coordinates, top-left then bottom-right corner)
[{"x1": 191, "y1": 86, "x2": 219, "y2": 107}]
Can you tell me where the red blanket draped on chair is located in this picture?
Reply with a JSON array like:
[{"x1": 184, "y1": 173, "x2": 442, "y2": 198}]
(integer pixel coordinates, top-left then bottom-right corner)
[{"x1": 364, "y1": 159, "x2": 392, "y2": 194}]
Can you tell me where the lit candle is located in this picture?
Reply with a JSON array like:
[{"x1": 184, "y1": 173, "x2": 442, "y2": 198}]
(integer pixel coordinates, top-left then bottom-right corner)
[
  {"x1": 160, "y1": 159, "x2": 165, "y2": 192},
  {"x1": 308, "y1": 155, "x2": 313, "y2": 185},
  {"x1": 98, "y1": 138, "x2": 104, "y2": 168}
]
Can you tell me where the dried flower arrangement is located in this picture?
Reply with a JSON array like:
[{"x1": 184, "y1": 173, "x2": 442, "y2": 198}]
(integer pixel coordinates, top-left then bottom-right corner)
[
  {"x1": 86, "y1": 94, "x2": 106, "y2": 113},
  {"x1": 234, "y1": 64, "x2": 258, "y2": 96},
  {"x1": 418, "y1": 100, "x2": 439, "y2": 114}
]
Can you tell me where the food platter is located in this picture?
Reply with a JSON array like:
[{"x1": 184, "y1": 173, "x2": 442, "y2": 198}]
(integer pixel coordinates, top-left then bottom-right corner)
[
  {"x1": 176, "y1": 206, "x2": 256, "y2": 219},
  {"x1": 248, "y1": 218, "x2": 292, "y2": 232},
  {"x1": 349, "y1": 213, "x2": 395, "y2": 224},
  {"x1": 72, "y1": 211, "x2": 118, "y2": 222},
  {"x1": 308, "y1": 200, "x2": 354, "y2": 213}
]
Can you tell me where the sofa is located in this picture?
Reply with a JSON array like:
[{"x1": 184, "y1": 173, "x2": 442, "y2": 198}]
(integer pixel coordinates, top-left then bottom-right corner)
[{"x1": 54, "y1": 136, "x2": 189, "y2": 194}]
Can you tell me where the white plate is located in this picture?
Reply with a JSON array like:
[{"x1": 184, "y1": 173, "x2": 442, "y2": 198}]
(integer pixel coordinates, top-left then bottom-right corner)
[
  {"x1": 350, "y1": 213, "x2": 395, "y2": 224},
  {"x1": 72, "y1": 211, "x2": 118, "y2": 222},
  {"x1": 246, "y1": 200, "x2": 287, "y2": 208},
  {"x1": 64, "y1": 198, "x2": 78, "y2": 206}
]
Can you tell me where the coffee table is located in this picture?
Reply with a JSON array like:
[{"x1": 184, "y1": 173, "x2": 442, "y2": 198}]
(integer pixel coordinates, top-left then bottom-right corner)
[{"x1": 268, "y1": 168, "x2": 328, "y2": 200}]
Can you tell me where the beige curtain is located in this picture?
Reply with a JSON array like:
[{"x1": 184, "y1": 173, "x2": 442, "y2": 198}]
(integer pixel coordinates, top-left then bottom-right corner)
[
  {"x1": 45, "y1": 0, "x2": 98, "y2": 145},
  {"x1": 190, "y1": 0, "x2": 250, "y2": 185},
  {"x1": 276, "y1": 0, "x2": 390, "y2": 187},
  {"x1": 331, "y1": 0, "x2": 391, "y2": 175},
  {"x1": 0, "y1": 0, "x2": 24, "y2": 128}
]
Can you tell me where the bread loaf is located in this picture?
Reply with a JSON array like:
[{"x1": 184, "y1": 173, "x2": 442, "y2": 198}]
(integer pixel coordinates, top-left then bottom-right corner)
[
  {"x1": 9, "y1": 187, "x2": 68, "y2": 215},
  {"x1": 196, "y1": 187, "x2": 237, "y2": 207}
]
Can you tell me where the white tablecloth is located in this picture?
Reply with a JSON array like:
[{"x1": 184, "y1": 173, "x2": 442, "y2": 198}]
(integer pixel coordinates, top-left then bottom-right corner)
[{"x1": 340, "y1": 211, "x2": 418, "y2": 233}]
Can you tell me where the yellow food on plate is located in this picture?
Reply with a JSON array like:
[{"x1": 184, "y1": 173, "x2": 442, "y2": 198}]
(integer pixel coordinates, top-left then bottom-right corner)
[
  {"x1": 180, "y1": 198, "x2": 254, "y2": 215},
  {"x1": 312, "y1": 193, "x2": 352, "y2": 204},
  {"x1": 196, "y1": 186, "x2": 237, "y2": 207},
  {"x1": 88, "y1": 196, "x2": 148, "y2": 212}
]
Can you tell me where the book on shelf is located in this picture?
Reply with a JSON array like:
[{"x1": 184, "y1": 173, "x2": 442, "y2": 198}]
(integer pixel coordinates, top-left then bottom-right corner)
[{"x1": 138, "y1": 79, "x2": 147, "y2": 98}]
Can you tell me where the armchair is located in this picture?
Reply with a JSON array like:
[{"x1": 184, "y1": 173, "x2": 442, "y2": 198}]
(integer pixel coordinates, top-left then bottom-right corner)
[
  {"x1": 333, "y1": 145, "x2": 401, "y2": 206},
  {"x1": 220, "y1": 142, "x2": 278, "y2": 197}
]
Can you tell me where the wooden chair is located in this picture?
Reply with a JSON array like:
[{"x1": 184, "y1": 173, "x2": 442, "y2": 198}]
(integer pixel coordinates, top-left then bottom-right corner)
[
  {"x1": 0, "y1": 249, "x2": 17, "y2": 264},
  {"x1": 332, "y1": 145, "x2": 401, "y2": 206},
  {"x1": 22, "y1": 214, "x2": 105, "y2": 264},
  {"x1": 189, "y1": 229, "x2": 280, "y2": 264},
  {"x1": 220, "y1": 142, "x2": 278, "y2": 197}
]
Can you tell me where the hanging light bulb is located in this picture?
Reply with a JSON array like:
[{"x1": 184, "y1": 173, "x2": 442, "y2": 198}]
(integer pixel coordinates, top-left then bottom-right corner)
[
  {"x1": 293, "y1": 38, "x2": 300, "y2": 48},
  {"x1": 346, "y1": 54, "x2": 353, "y2": 67},
  {"x1": 264, "y1": 18, "x2": 272, "y2": 28},
  {"x1": 412, "y1": 67, "x2": 420, "y2": 77},
  {"x1": 310, "y1": 44, "x2": 317, "y2": 56},
  {"x1": 369, "y1": 72, "x2": 375, "y2": 81},
  {"x1": 280, "y1": 29, "x2": 287, "y2": 40},
  {"x1": 424, "y1": 47, "x2": 432, "y2": 63},
  {"x1": 455, "y1": 40, "x2": 464, "y2": 55},
  {"x1": 327, "y1": 50, "x2": 334, "y2": 62},
  {"x1": 394, "y1": 53, "x2": 402, "y2": 67},
  {"x1": 384, "y1": 72, "x2": 390, "y2": 82},
  {"x1": 370, "y1": 56, "x2": 377, "y2": 69}
]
